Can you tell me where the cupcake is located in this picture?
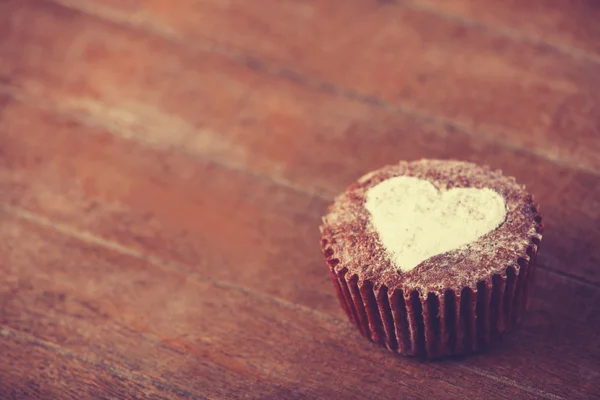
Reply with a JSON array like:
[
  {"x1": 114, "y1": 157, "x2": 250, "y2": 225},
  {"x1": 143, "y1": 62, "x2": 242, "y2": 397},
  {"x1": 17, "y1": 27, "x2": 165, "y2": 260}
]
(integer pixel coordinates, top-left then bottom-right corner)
[{"x1": 319, "y1": 160, "x2": 543, "y2": 358}]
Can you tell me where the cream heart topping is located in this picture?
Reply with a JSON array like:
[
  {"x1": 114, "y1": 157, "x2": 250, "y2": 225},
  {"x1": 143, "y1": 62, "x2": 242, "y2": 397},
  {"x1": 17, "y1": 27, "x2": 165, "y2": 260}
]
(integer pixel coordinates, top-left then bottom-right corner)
[{"x1": 365, "y1": 176, "x2": 507, "y2": 272}]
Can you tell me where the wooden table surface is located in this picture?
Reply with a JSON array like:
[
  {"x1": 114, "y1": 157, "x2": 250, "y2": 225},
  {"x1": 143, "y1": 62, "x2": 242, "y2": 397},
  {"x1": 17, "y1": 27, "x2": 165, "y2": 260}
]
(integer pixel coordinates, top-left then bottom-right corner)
[{"x1": 1, "y1": 0, "x2": 599, "y2": 399}]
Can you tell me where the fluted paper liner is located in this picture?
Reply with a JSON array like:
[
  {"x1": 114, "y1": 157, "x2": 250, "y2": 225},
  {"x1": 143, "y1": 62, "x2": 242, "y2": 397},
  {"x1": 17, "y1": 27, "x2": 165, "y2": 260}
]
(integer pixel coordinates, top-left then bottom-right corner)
[{"x1": 321, "y1": 229, "x2": 542, "y2": 359}]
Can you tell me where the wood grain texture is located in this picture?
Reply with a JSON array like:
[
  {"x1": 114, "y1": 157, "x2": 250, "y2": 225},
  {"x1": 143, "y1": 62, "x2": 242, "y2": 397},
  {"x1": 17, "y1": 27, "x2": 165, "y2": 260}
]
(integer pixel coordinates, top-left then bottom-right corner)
[
  {"x1": 0, "y1": 328, "x2": 194, "y2": 400},
  {"x1": 410, "y1": 0, "x2": 600, "y2": 61},
  {"x1": 0, "y1": 0, "x2": 599, "y2": 285},
  {"x1": 1, "y1": 211, "x2": 544, "y2": 400},
  {"x1": 43, "y1": 0, "x2": 600, "y2": 173},
  {"x1": 1, "y1": 95, "x2": 599, "y2": 399},
  {"x1": 0, "y1": 0, "x2": 599, "y2": 399}
]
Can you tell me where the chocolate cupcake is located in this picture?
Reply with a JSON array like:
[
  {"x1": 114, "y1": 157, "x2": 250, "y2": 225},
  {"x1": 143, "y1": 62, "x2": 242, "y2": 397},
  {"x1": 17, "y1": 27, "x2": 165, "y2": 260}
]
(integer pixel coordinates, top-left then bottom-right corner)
[{"x1": 319, "y1": 160, "x2": 543, "y2": 358}]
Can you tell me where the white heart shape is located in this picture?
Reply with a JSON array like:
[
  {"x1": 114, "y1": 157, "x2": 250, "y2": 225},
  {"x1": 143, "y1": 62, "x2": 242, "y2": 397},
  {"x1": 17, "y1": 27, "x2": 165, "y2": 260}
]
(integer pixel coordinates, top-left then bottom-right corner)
[{"x1": 365, "y1": 176, "x2": 507, "y2": 272}]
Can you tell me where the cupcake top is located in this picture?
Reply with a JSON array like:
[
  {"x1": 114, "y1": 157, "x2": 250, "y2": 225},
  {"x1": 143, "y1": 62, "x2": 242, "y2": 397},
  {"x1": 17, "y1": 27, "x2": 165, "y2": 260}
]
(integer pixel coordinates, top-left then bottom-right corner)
[{"x1": 320, "y1": 160, "x2": 542, "y2": 294}]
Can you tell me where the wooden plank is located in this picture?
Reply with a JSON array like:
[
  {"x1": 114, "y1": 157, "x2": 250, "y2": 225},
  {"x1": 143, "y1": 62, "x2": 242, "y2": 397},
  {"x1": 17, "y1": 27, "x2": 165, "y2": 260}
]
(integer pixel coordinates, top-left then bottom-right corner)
[
  {"x1": 463, "y1": 271, "x2": 600, "y2": 399},
  {"x1": 1, "y1": 2, "x2": 597, "y2": 398},
  {"x1": 0, "y1": 97, "x2": 336, "y2": 315},
  {"x1": 0, "y1": 329, "x2": 193, "y2": 400},
  {"x1": 0, "y1": 216, "x2": 313, "y2": 400},
  {"x1": 2, "y1": 91, "x2": 599, "y2": 288},
  {"x1": 0, "y1": 214, "x2": 538, "y2": 400},
  {"x1": 409, "y1": 0, "x2": 600, "y2": 61},
  {"x1": 38, "y1": 0, "x2": 600, "y2": 173},
  {"x1": 0, "y1": 98, "x2": 598, "y2": 399},
  {"x1": 1, "y1": 8, "x2": 599, "y2": 287}
]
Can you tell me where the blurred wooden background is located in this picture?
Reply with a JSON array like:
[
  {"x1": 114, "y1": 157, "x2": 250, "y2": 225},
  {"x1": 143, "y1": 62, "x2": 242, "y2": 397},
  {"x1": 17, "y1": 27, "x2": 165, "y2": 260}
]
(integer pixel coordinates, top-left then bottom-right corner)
[{"x1": 0, "y1": 0, "x2": 599, "y2": 399}]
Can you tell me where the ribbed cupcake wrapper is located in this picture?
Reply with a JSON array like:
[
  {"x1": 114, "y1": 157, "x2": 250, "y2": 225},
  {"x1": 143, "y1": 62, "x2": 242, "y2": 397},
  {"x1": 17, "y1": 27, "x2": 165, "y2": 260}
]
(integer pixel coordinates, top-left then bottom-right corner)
[{"x1": 324, "y1": 242, "x2": 539, "y2": 358}]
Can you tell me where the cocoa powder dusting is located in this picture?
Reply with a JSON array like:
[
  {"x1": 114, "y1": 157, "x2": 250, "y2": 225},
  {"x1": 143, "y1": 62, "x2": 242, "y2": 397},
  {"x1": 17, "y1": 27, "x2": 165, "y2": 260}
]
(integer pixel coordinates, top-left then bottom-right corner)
[{"x1": 320, "y1": 160, "x2": 542, "y2": 295}]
